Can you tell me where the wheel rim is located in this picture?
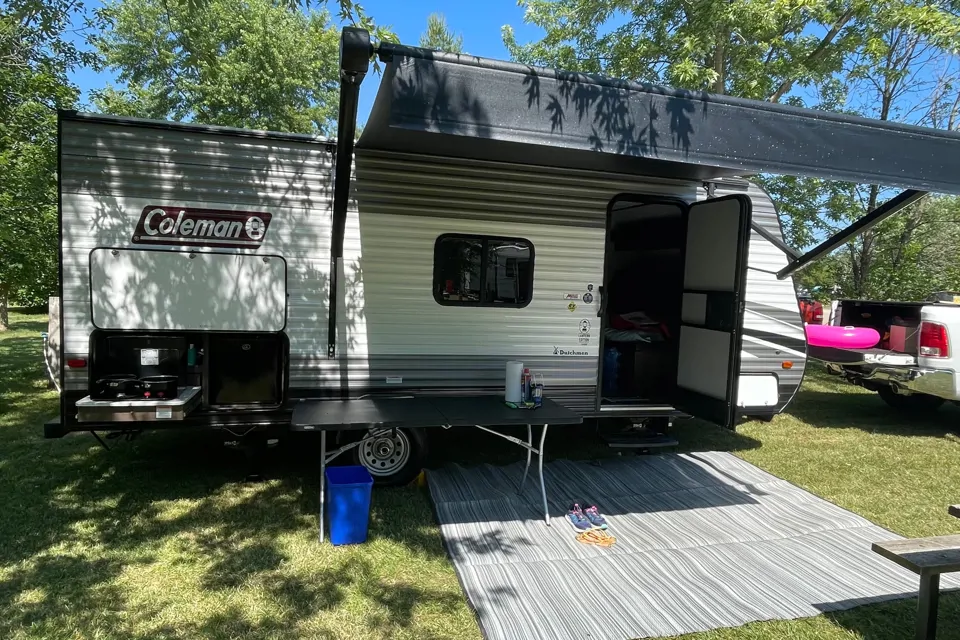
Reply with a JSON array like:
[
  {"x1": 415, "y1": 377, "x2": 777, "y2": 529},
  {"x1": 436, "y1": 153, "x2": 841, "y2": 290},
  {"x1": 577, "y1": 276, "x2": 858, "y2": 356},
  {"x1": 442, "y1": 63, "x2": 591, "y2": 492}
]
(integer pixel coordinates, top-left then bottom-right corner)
[{"x1": 358, "y1": 429, "x2": 411, "y2": 476}]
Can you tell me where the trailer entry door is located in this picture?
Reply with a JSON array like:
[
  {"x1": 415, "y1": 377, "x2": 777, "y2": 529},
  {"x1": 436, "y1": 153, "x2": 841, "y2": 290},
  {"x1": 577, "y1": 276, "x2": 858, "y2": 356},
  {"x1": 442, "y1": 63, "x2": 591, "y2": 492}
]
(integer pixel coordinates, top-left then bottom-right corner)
[{"x1": 673, "y1": 195, "x2": 751, "y2": 429}]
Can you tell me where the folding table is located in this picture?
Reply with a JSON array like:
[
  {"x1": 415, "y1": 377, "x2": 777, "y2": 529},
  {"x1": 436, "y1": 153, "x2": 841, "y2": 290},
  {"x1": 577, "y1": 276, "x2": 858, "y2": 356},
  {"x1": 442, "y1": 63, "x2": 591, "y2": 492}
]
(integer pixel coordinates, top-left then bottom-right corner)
[{"x1": 290, "y1": 395, "x2": 583, "y2": 541}]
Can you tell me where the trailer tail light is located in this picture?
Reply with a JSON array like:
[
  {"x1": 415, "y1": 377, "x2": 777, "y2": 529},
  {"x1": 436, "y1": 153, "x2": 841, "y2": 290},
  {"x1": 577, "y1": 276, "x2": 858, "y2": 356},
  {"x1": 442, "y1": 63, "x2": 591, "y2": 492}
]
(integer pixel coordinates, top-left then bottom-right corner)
[
  {"x1": 919, "y1": 322, "x2": 949, "y2": 358},
  {"x1": 812, "y1": 302, "x2": 823, "y2": 324},
  {"x1": 66, "y1": 358, "x2": 87, "y2": 368}
]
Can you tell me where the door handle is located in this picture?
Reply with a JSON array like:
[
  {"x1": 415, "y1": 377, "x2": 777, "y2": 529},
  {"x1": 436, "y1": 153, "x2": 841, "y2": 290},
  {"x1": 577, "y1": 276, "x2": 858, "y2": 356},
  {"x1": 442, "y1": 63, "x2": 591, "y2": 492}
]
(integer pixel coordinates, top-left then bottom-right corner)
[{"x1": 597, "y1": 286, "x2": 606, "y2": 318}]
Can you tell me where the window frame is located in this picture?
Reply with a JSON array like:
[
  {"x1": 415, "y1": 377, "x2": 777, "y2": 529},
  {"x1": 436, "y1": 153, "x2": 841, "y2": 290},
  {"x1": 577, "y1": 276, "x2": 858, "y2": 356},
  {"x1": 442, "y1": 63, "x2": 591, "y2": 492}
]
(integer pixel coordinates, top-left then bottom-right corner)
[{"x1": 432, "y1": 233, "x2": 536, "y2": 309}]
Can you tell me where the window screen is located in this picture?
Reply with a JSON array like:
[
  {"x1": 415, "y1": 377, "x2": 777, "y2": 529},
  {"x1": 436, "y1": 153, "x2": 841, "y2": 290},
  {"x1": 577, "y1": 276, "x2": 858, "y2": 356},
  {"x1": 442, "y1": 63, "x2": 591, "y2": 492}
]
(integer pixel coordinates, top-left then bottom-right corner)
[{"x1": 433, "y1": 234, "x2": 534, "y2": 307}]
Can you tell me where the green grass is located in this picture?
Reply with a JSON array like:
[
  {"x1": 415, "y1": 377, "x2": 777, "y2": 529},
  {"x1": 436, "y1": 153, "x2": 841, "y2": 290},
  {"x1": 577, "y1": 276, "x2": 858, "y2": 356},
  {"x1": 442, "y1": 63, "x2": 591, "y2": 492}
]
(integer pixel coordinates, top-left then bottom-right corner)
[{"x1": 1, "y1": 311, "x2": 959, "y2": 639}]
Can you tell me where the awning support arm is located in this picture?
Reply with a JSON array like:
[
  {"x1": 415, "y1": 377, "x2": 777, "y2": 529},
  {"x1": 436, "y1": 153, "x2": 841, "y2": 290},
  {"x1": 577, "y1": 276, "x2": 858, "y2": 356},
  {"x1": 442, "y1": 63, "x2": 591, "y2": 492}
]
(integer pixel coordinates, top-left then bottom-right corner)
[
  {"x1": 776, "y1": 189, "x2": 927, "y2": 280},
  {"x1": 328, "y1": 28, "x2": 372, "y2": 358},
  {"x1": 751, "y1": 222, "x2": 801, "y2": 261}
]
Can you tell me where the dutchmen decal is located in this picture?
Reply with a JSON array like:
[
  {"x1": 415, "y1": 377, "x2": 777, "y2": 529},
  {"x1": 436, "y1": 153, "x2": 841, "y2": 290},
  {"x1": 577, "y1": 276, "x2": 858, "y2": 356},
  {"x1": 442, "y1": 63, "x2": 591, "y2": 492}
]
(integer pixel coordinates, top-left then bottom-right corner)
[
  {"x1": 132, "y1": 206, "x2": 272, "y2": 249},
  {"x1": 554, "y1": 347, "x2": 588, "y2": 356}
]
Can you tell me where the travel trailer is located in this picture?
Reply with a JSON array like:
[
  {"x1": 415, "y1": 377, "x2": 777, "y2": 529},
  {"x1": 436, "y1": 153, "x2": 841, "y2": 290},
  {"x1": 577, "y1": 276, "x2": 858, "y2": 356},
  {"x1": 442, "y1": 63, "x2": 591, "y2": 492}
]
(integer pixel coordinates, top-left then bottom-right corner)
[{"x1": 46, "y1": 28, "x2": 960, "y2": 484}]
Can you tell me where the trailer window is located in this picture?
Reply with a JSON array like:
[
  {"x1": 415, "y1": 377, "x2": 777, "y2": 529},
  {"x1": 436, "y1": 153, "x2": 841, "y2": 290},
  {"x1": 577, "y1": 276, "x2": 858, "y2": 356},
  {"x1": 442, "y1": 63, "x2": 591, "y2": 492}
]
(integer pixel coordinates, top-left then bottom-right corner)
[{"x1": 433, "y1": 234, "x2": 534, "y2": 307}]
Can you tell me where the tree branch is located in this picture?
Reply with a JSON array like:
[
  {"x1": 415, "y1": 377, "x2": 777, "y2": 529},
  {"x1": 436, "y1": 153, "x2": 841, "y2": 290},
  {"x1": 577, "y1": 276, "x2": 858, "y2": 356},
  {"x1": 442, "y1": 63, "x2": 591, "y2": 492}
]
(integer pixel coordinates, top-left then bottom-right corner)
[{"x1": 768, "y1": 8, "x2": 855, "y2": 102}]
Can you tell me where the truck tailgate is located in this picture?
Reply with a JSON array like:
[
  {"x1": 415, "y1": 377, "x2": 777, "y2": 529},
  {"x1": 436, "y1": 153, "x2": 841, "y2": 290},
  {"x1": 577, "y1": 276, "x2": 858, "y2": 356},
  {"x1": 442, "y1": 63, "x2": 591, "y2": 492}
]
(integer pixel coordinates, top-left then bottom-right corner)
[{"x1": 808, "y1": 346, "x2": 917, "y2": 366}]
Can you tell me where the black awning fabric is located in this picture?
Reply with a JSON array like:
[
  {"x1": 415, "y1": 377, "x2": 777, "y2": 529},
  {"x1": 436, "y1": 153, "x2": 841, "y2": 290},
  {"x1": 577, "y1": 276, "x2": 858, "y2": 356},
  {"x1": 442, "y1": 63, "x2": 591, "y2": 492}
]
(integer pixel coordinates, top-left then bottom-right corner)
[{"x1": 358, "y1": 44, "x2": 960, "y2": 194}]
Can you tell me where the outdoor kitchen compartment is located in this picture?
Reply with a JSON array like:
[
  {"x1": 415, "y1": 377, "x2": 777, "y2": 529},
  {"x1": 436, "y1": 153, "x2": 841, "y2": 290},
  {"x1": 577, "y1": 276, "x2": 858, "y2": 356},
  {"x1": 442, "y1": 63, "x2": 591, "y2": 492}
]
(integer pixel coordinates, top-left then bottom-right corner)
[
  {"x1": 78, "y1": 331, "x2": 201, "y2": 422},
  {"x1": 206, "y1": 333, "x2": 287, "y2": 407}
]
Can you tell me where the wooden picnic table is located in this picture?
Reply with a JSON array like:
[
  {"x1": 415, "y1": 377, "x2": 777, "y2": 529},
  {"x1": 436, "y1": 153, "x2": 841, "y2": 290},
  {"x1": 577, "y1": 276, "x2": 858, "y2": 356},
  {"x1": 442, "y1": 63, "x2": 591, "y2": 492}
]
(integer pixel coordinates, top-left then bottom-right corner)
[
  {"x1": 873, "y1": 535, "x2": 960, "y2": 639},
  {"x1": 950, "y1": 504, "x2": 959, "y2": 519}
]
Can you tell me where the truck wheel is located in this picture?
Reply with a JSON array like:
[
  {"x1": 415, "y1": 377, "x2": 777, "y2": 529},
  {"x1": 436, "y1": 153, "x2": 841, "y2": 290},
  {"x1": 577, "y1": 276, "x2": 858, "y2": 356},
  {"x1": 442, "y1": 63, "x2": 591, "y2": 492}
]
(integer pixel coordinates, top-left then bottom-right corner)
[
  {"x1": 877, "y1": 387, "x2": 944, "y2": 413},
  {"x1": 352, "y1": 427, "x2": 428, "y2": 487}
]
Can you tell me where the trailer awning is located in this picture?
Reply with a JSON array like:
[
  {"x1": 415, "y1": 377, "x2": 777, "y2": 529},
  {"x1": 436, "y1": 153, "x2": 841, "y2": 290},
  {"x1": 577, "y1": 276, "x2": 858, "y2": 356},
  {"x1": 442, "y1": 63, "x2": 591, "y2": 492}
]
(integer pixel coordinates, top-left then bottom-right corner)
[{"x1": 358, "y1": 43, "x2": 960, "y2": 194}]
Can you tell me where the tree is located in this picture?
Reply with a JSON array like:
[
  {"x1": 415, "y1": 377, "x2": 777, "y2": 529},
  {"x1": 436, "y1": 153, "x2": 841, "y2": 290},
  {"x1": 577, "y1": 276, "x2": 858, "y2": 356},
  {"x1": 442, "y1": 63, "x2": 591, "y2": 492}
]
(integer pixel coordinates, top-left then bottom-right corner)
[
  {"x1": 0, "y1": 0, "x2": 91, "y2": 329},
  {"x1": 332, "y1": 0, "x2": 395, "y2": 46},
  {"x1": 419, "y1": 13, "x2": 463, "y2": 54},
  {"x1": 92, "y1": 0, "x2": 343, "y2": 134},
  {"x1": 502, "y1": 1, "x2": 959, "y2": 101}
]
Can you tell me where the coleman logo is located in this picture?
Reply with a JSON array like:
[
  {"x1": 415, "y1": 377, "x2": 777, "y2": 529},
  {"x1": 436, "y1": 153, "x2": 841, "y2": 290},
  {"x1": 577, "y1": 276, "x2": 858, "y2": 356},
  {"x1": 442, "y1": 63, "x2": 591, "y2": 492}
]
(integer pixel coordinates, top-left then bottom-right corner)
[{"x1": 132, "y1": 206, "x2": 272, "y2": 248}]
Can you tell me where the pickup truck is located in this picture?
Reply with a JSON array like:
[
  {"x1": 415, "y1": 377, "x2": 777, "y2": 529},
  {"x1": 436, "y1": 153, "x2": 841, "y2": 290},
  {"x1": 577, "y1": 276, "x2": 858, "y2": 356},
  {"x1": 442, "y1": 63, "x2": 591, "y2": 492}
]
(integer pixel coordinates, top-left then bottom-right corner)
[{"x1": 814, "y1": 294, "x2": 960, "y2": 412}]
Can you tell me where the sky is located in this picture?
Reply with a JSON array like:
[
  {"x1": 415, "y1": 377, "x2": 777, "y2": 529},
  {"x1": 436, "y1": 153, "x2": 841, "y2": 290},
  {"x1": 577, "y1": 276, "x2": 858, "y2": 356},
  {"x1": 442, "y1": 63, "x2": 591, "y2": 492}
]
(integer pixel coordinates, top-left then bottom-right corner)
[{"x1": 69, "y1": 0, "x2": 545, "y2": 125}]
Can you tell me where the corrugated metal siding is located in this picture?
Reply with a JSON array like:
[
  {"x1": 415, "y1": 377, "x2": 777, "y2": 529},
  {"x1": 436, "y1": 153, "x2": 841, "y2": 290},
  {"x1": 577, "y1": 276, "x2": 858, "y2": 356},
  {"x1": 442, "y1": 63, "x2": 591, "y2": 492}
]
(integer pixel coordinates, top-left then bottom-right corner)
[
  {"x1": 287, "y1": 149, "x2": 700, "y2": 391},
  {"x1": 60, "y1": 120, "x2": 334, "y2": 391}
]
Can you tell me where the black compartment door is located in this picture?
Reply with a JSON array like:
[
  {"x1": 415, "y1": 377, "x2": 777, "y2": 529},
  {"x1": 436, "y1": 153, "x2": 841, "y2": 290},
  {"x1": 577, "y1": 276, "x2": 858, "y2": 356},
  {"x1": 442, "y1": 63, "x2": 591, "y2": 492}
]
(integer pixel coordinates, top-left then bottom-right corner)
[
  {"x1": 207, "y1": 333, "x2": 287, "y2": 407},
  {"x1": 673, "y1": 195, "x2": 751, "y2": 428}
]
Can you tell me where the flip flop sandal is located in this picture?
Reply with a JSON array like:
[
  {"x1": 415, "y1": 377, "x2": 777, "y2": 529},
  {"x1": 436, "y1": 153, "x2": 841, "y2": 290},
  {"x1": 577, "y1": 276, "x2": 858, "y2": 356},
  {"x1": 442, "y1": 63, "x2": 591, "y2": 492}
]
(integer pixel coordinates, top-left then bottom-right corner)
[
  {"x1": 580, "y1": 529, "x2": 604, "y2": 544},
  {"x1": 590, "y1": 530, "x2": 617, "y2": 547},
  {"x1": 576, "y1": 532, "x2": 600, "y2": 545}
]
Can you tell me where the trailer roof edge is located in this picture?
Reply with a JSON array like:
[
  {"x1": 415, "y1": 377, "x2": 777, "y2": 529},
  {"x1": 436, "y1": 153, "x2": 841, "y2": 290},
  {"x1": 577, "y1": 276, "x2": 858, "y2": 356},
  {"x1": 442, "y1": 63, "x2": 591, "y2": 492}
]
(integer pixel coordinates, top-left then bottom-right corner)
[{"x1": 59, "y1": 110, "x2": 337, "y2": 149}]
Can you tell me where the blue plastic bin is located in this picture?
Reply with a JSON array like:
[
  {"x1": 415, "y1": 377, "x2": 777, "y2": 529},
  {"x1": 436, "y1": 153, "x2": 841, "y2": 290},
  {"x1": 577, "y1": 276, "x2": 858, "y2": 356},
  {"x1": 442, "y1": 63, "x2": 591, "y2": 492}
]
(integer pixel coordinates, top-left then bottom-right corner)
[{"x1": 325, "y1": 465, "x2": 374, "y2": 545}]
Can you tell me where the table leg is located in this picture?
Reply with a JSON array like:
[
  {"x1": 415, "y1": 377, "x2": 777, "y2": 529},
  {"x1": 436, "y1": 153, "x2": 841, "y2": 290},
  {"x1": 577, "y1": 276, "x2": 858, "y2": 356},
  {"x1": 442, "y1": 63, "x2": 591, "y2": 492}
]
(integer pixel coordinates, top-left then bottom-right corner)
[
  {"x1": 319, "y1": 430, "x2": 326, "y2": 543},
  {"x1": 916, "y1": 573, "x2": 939, "y2": 640},
  {"x1": 518, "y1": 424, "x2": 532, "y2": 494},
  {"x1": 539, "y1": 424, "x2": 549, "y2": 525}
]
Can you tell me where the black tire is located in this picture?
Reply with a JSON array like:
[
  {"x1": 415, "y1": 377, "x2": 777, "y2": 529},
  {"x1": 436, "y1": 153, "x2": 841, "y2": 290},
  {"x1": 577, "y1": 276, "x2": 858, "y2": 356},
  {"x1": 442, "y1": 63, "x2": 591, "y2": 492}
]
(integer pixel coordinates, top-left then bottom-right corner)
[
  {"x1": 351, "y1": 427, "x2": 428, "y2": 487},
  {"x1": 877, "y1": 387, "x2": 944, "y2": 413}
]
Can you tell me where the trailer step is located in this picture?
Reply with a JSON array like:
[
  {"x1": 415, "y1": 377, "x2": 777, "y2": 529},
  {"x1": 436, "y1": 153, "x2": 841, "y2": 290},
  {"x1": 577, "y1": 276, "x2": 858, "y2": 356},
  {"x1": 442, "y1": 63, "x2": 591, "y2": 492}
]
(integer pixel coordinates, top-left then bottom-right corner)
[{"x1": 601, "y1": 432, "x2": 679, "y2": 449}]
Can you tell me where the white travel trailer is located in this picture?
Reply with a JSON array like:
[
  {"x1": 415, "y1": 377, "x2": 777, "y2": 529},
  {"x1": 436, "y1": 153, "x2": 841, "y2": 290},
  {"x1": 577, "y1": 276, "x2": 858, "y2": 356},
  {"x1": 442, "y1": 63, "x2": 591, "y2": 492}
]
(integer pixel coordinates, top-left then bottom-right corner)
[{"x1": 47, "y1": 28, "x2": 960, "y2": 484}]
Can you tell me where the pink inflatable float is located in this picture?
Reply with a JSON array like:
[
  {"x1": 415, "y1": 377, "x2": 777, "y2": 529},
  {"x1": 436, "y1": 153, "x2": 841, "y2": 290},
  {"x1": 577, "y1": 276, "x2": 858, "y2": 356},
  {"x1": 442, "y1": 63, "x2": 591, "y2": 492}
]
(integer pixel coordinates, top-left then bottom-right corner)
[{"x1": 805, "y1": 324, "x2": 880, "y2": 349}]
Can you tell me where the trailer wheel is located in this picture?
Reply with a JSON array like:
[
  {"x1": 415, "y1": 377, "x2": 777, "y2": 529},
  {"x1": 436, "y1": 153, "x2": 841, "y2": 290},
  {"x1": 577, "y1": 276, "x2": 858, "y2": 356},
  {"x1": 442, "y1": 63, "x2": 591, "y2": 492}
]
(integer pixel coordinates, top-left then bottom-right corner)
[
  {"x1": 352, "y1": 427, "x2": 427, "y2": 487},
  {"x1": 877, "y1": 387, "x2": 944, "y2": 413}
]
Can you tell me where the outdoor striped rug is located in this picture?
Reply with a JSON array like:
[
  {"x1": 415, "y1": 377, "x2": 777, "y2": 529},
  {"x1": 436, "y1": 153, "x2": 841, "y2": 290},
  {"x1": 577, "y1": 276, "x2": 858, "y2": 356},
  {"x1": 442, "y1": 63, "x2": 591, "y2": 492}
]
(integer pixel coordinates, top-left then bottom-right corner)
[{"x1": 427, "y1": 451, "x2": 960, "y2": 640}]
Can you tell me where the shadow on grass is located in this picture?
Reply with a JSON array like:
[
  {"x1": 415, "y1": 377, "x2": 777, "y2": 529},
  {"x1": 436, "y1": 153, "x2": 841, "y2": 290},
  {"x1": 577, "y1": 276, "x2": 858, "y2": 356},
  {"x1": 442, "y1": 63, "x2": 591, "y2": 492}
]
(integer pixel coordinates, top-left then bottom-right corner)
[
  {"x1": 822, "y1": 591, "x2": 960, "y2": 639},
  {"x1": 787, "y1": 379, "x2": 960, "y2": 439},
  {"x1": 0, "y1": 423, "x2": 469, "y2": 638},
  {"x1": 0, "y1": 316, "x2": 471, "y2": 639}
]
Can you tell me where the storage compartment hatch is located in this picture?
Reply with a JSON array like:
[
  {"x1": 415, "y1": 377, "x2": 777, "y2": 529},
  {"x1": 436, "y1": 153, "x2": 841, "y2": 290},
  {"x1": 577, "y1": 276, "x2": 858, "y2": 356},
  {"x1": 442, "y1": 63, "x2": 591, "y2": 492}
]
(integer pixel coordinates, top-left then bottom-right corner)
[{"x1": 90, "y1": 248, "x2": 287, "y2": 332}]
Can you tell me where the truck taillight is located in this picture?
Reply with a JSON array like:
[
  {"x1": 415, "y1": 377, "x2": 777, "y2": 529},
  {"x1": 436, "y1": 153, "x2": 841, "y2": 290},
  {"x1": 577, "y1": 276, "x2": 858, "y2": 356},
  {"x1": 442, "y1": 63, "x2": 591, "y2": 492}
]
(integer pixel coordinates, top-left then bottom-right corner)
[
  {"x1": 813, "y1": 302, "x2": 823, "y2": 323},
  {"x1": 919, "y1": 322, "x2": 949, "y2": 358}
]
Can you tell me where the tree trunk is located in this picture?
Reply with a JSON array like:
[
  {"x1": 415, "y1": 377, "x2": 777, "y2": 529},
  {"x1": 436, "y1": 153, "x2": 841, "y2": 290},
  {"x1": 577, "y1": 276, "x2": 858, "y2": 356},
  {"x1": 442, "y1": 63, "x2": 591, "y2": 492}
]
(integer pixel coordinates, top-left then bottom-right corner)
[
  {"x1": 851, "y1": 185, "x2": 882, "y2": 297},
  {"x1": 713, "y1": 31, "x2": 725, "y2": 94},
  {"x1": 0, "y1": 289, "x2": 8, "y2": 332}
]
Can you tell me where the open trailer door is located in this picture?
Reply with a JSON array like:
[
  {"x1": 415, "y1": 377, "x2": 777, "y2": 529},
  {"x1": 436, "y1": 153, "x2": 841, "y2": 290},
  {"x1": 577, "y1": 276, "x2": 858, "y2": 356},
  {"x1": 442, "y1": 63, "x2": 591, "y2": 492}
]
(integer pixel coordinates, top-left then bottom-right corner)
[{"x1": 673, "y1": 195, "x2": 752, "y2": 428}]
